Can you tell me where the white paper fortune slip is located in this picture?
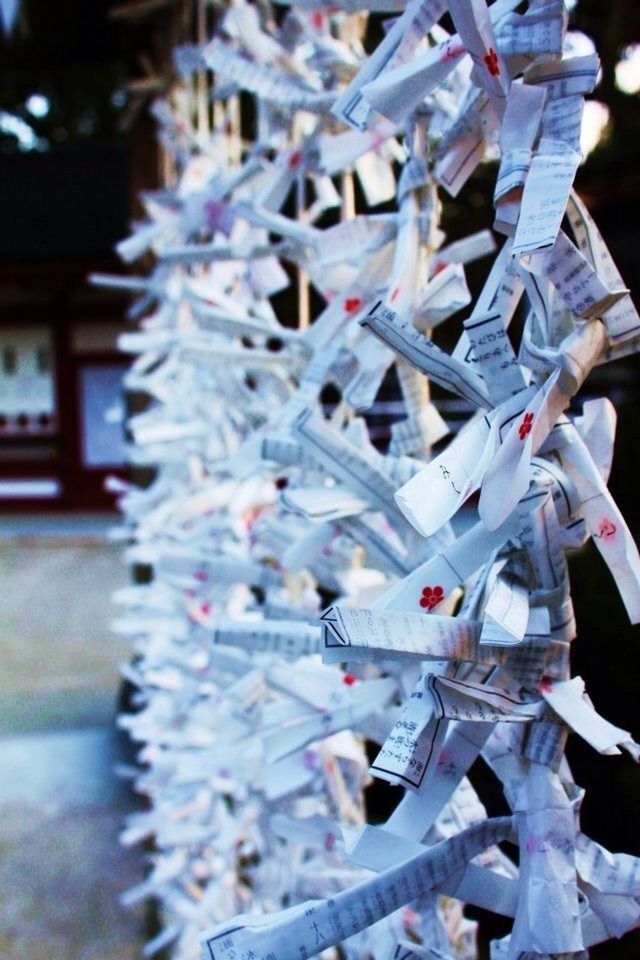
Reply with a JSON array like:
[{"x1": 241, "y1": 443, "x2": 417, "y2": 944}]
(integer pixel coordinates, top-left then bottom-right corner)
[{"x1": 201, "y1": 818, "x2": 513, "y2": 960}]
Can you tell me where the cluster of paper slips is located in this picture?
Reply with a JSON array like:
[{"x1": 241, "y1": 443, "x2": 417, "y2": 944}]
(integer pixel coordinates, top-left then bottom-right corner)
[{"x1": 92, "y1": 1, "x2": 640, "y2": 958}]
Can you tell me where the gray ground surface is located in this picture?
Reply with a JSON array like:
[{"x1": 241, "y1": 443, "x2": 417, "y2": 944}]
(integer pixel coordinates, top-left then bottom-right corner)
[{"x1": 0, "y1": 515, "x2": 147, "y2": 959}]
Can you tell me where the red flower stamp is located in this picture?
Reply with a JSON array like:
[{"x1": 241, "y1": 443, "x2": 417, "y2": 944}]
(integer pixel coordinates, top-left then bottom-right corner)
[
  {"x1": 343, "y1": 296, "x2": 362, "y2": 314},
  {"x1": 419, "y1": 585, "x2": 444, "y2": 610},
  {"x1": 483, "y1": 47, "x2": 500, "y2": 77},
  {"x1": 597, "y1": 518, "x2": 617, "y2": 540},
  {"x1": 518, "y1": 411, "x2": 534, "y2": 440}
]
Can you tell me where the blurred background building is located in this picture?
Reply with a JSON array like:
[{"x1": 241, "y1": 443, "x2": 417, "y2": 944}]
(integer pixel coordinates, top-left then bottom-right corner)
[
  {"x1": 0, "y1": 1, "x2": 639, "y2": 958},
  {"x1": 0, "y1": 0, "x2": 173, "y2": 508}
]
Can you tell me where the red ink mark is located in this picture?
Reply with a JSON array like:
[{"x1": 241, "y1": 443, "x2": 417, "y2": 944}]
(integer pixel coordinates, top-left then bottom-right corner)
[
  {"x1": 431, "y1": 259, "x2": 447, "y2": 276},
  {"x1": 440, "y1": 41, "x2": 466, "y2": 62},
  {"x1": 538, "y1": 676, "x2": 553, "y2": 694},
  {"x1": 311, "y1": 10, "x2": 324, "y2": 28},
  {"x1": 342, "y1": 672, "x2": 357, "y2": 686},
  {"x1": 402, "y1": 907, "x2": 420, "y2": 929},
  {"x1": 343, "y1": 296, "x2": 362, "y2": 314},
  {"x1": 390, "y1": 286, "x2": 400, "y2": 302},
  {"x1": 324, "y1": 832, "x2": 335, "y2": 852},
  {"x1": 597, "y1": 518, "x2": 617, "y2": 540},
  {"x1": 288, "y1": 149, "x2": 302, "y2": 169},
  {"x1": 484, "y1": 47, "x2": 500, "y2": 77},
  {"x1": 419, "y1": 585, "x2": 444, "y2": 610},
  {"x1": 200, "y1": 600, "x2": 212, "y2": 616},
  {"x1": 194, "y1": 570, "x2": 208, "y2": 582},
  {"x1": 518, "y1": 411, "x2": 534, "y2": 440}
]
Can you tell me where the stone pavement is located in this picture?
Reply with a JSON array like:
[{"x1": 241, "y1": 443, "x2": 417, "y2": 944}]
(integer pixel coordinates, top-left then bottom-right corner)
[{"x1": 0, "y1": 514, "x2": 148, "y2": 960}]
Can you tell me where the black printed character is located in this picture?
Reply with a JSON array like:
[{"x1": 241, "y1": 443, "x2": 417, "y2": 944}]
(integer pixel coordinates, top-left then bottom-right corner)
[
  {"x1": 439, "y1": 463, "x2": 461, "y2": 494},
  {"x1": 312, "y1": 921, "x2": 326, "y2": 946}
]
